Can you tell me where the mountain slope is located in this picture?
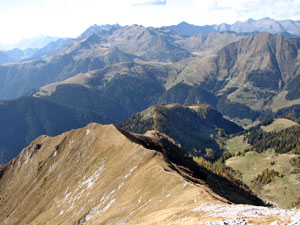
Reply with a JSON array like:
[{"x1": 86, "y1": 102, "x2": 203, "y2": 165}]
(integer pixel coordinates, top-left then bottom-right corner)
[
  {"x1": 166, "y1": 19, "x2": 300, "y2": 37},
  {"x1": 27, "y1": 32, "x2": 300, "y2": 127},
  {"x1": 1, "y1": 123, "x2": 289, "y2": 225},
  {"x1": 120, "y1": 104, "x2": 242, "y2": 160},
  {"x1": 0, "y1": 25, "x2": 191, "y2": 100},
  {"x1": 172, "y1": 32, "x2": 300, "y2": 124},
  {"x1": 157, "y1": 82, "x2": 218, "y2": 106},
  {"x1": 163, "y1": 21, "x2": 216, "y2": 36},
  {"x1": 78, "y1": 24, "x2": 121, "y2": 39},
  {"x1": 3, "y1": 27, "x2": 300, "y2": 127},
  {"x1": 27, "y1": 38, "x2": 71, "y2": 60},
  {"x1": 0, "y1": 96, "x2": 115, "y2": 164},
  {"x1": 104, "y1": 25, "x2": 191, "y2": 62},
  {"x1": 0, "y1": 51, "x2": 14, "y2": 65},
  {"x1": 175, "y1": 31, "x2": 246, "y2": 56},
  {"x1": 31, "y1": 62, "x2": 175, "y2": 121},
  {"x1": 0, "y1": 35, "x2": 60, "y2": 51},
  {"x1": 0, "y1": 45, "x2": 135, "y2": 99},
  {"x1": 0, "y1": 48, "x2": 39, "y2": 65},
  {"x1": 225, "y1": 118, "x2": 300, "y2": 208}
]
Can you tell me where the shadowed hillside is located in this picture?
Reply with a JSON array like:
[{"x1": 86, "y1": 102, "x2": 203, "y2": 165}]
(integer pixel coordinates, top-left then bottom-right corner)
[
  {"x1": 0, "y1": 97, "x2": 115, "y2": 164},
  {"x1": 120, "y1": 104, "x2": 242, "y2": 160}
]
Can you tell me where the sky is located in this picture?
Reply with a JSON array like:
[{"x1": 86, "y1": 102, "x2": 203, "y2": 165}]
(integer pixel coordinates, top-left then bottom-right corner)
[{"x1": 0, "y1": 0, "x2": 300, "y2": 44}]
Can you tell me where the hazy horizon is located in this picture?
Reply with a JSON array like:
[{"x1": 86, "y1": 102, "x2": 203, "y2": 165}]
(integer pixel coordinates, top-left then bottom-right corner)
[{"x1": 0, "y1": 0, "x2": 300, "y2": 44}]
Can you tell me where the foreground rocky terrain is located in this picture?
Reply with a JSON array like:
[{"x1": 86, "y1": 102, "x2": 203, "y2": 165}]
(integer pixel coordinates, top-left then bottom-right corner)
[{"x1": 0, "y1": 123, "x2": 299, "y2": 224}]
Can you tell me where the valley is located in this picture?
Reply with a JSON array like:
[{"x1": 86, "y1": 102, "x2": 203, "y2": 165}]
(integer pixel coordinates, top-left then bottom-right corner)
[{"x1": 225, "y1": 118, "x2": 300, "y2": 208}]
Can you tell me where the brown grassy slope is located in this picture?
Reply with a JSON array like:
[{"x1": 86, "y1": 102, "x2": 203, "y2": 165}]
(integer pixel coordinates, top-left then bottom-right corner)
[
  {"x1": 0, "y1": 123, "x2": 286, "y2": 225},
  {"x1": 261, "y1": 118, "x2": 298, "y2": 132}
]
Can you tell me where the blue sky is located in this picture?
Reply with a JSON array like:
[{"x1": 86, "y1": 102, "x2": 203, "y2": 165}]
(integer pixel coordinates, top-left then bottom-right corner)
[{"x1": 0, "y1": 0, "x2": 299, "y2": 43}]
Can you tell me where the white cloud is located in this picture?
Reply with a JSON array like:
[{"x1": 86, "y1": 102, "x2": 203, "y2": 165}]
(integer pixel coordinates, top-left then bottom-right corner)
[{"x1": 131, "y1": 0, "x2": 166, "y2": 6}]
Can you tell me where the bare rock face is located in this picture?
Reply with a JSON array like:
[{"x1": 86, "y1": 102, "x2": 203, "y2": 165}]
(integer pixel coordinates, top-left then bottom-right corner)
[{"x1": 0, "y1": 123, "x2": 298, "y2": 224}]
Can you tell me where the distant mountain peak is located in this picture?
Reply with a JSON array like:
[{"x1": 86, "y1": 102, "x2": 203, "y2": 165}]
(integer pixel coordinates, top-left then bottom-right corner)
[
  {"x1": 79, "y1": 24, "x2": 121, "y2": 39},
  {"x1": 213, "y1": 17, "x2": 300, "y2": 35},
  {"x1": 261, "y1": 17, "x2": 272, "y2": 20},
  {"x1": 178, "y1": 21, "x2": 190, "y2": 25},
  {"x1": 165, "y1": 19, "x2": 298, "y2": 37},
  {"x1": 132, "y1": 24, "x2": 144, "y2": 27},
  {"x1": 164, "y1": 22, "x2": 216, "y2": 36}
]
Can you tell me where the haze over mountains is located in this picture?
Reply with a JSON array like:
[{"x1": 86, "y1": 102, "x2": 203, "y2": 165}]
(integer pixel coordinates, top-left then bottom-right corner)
[
  {"x1": 1, "y1": 17, "x2": 300, "y2": 66},
  {"x1": 165, "y1": 17, "x2": 300, "y2": 37},
  {"x1": 0, "y1": 35, "x2": 60, "y2": 51},
  {"x1": 1, "y1": 17, "x2": 299, "y2": 51},
  {"x1": 2, "y1": 17, "x2": 300, "y2": 223}
]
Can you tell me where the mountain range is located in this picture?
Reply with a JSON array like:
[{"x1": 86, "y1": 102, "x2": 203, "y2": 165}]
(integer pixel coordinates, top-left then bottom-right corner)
[
  {"x1": 2, "y1": 17, "x2": 300, "y2": 66},
  {"x1": 165, "y1": 18, "x2": 300, "y2": 36},
  {"x1": 0, "y1": 35, "x2": 60, "y2": 51},
  {"x1": 0, "y1": 25, "x2": 192, "y2": 99},
  {"x1": 25, "y1": 31, "x2": 300, "y2": 126},
  {"x1": 2, "y1": 17, "x2": 300, "y2": 222},
  {"x1": 213, "y1": 17, "x2": 300, "y2": 35},
  {"x1": 0, "y1": 18, "x2": 300, "y2": 163}
]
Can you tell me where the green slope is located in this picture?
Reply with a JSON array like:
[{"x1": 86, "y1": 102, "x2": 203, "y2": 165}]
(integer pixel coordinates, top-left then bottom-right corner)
[
  {"x1": 224, "y1": 118, "x2": 300, "y2": 208},
  {"x1": 120, "y1": 104, "x2": 242, "y2": 160}
]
